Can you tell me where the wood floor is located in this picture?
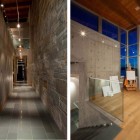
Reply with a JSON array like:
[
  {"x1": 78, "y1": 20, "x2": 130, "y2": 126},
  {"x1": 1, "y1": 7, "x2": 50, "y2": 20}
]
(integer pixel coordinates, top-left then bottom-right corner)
[
  {"x1": 91, "y1": 93, "x2": 123, "y2": 120},
  {"x1": 115, "y1": 90, "x2": 140, "y2": 140},
  {"x1": 91, "y1": 90, "x2": 140, "y2": 140}
]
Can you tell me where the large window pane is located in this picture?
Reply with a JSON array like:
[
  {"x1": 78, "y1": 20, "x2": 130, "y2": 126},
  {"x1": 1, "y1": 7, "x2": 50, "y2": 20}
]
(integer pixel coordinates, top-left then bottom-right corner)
[
  {"x1": 120, "y1": 29, "x2": 127, "y2": 45},
  {"x1": 129, "y1": 44, "x2": 138, "y2": 56},
  {"x1": 71, "y1": 3, "x2": 98, "y2": 31},
  {"x1": 128, "y1": 28, "x2": 137, "y2": 45},
  {"x1": 121, "y1": 44, "x2": 126, "y2": 58},
  {"x1": 121, "y1": 58, "x2": 126, "y2": 76},
  {"x1": 102, "y1": 19, "x2": 118, "y2": 40},
  {"x1": 129, "y1": 57, "x2": 138, "y2": 75}
]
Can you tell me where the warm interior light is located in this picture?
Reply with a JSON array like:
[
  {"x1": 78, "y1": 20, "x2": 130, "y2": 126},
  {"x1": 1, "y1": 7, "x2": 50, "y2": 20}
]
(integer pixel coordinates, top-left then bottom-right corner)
[
  {"x1": 115, "y1": 45, "x2": 117, "y2": 47},
  {"x1": 80, "y1": 31, "x2": 86, "y2": 37},
  {"x1": 19, "y1": 45, "x2": 22, "y2": 48},
  {"x1": 19, "y1": 49, "x2": 21, "y2": 52},
  {"x1": 70, "y1": 81, "x2": 76, "y2": 94},
  {"x1": 18, "y1": 38, "x2": 21, "y2": 41},
  {"x1": 102, "y1": 40, "x2": 105, "y2": 43},
  {"x1": 0, "y1": 4, "x2": 4, "y2": 7},
  {"x1": 135, "y1": 6, "x2": 140, "y2": 11},
  {"x1": 17, "y1": 23, "x2": 20, "y2": 28}
]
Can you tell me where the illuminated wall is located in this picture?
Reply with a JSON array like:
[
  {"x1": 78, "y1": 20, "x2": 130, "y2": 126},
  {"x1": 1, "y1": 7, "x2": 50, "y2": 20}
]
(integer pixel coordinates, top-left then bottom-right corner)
[{"x1": 71, "y1": 77, "x2": 79, "y2": 110}]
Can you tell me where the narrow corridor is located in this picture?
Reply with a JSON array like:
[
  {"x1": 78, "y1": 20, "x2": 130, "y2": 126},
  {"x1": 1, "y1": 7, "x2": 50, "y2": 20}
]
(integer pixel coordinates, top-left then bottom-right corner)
[{"x1": 0, "y1": 85, "x2": 64, "y2": 140}]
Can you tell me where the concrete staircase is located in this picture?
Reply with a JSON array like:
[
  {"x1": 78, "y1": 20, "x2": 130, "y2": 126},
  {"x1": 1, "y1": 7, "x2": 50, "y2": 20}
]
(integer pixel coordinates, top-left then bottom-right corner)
[{"x1": 71, "y1": 123, "x2": 121, "y2": 140}]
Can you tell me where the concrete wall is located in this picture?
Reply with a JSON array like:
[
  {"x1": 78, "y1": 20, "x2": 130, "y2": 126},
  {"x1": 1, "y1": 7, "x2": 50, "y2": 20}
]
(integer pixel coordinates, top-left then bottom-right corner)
[
  {"x1": 0, "y1": 11, "x2": 14, "y2": 110},
  {"x1": 71, "y1": 20, "x2": 120, "y2": 127},
  {"x1": 71, "y1": 20, "x2": 120, "y2": 79},
  {"x1": 30, "y1": 0, "x2": 67, "y2": 137}
]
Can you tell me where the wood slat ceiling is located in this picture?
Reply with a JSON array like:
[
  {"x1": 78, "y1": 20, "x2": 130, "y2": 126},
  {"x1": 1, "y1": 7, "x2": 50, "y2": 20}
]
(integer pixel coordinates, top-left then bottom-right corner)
[
  {"x1": 74, "y1": 0, "x2": 140, "y2": 29},
  {"x1": 0, "y1": 0, "x2": 32, "y2": 22}
]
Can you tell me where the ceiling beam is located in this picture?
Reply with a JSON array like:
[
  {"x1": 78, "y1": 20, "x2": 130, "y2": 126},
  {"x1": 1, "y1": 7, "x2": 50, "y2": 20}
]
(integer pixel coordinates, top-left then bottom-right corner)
[
  {"x1": 6, "y1": 18, "x2": 27, "y2": 22},
  {"x1": 5, "y1": 5, "x2": 29, "y2": 11},
  {"x1": 6, "y1": 12, "x2": 28, "y2": 16},
  {"x1": 2, "y1": 1, "x2": 32, "y2": 8}
]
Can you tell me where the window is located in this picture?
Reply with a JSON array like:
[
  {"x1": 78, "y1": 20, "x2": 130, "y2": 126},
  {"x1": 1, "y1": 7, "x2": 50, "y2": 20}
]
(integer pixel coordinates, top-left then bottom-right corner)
[
  {"x1": 71, "y1": 3, "x2": 98, "y2": 31},
  {"x1": 129, "y1": 57, "x2": 138, "y2": 70},
  {"x1": 129, "y1": 44, "x2": 138, "y2": 56},
  {"x1": 121, "y1": 44, "x2": 126, "y2": 58},
  {"x1": 120, "y1": 29, "x2": 127, "y2": 76},
  {"x1": 128, "y1": 28, "x2": 137, "y2": 45},
  {"x1": 128, "y1": 28, "x2": 138, "y2": 76},
  {"x1": 120, "y1": 29, "x2": 127, "y2": 45},
  {"x1": 121, "y1": 58, "x2": 126, "y2": 76},
  {"x1": 102, "y1": 19, "x2": 118, "y2": 40}
]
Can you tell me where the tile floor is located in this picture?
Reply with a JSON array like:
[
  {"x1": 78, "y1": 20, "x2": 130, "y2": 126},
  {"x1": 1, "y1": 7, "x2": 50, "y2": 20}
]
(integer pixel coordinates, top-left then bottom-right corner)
[{"x1": 0, "y1": 85, "x2": 65, "y2": 140}]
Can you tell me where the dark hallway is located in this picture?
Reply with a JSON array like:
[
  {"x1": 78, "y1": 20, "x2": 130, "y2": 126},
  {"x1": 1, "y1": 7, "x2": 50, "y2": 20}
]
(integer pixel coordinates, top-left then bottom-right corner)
[{"x1": 0, "y1": 0, "x2": 67, "y2": 139}]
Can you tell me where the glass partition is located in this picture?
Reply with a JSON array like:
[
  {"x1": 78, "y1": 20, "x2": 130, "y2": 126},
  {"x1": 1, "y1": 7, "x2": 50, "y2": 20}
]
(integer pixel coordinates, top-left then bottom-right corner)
[{"x1": 89, "y1": 77, "x2": 124, "y2": 121}]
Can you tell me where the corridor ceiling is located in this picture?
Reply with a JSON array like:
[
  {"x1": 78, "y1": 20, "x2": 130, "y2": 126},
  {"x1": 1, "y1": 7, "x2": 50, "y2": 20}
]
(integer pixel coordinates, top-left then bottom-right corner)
[
  {"x1": 0, "y1": 0, "x2": 32, "y2": 49},
  {"x1": 0, "y1": 0, "x2": 32, "y2": 22},
  {"x1": 74, "y1": 0, "x2": 140, "y2": 30}
]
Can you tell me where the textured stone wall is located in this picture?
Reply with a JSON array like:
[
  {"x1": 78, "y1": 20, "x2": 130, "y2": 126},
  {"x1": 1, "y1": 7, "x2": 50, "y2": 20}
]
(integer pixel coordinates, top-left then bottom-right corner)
[
  {"x1": 0, "y1": 11, "x2": 14, "y2": 110},
  {"x1": 71, "y1": 20, "x2": 120, "y2": 79},
  {"x1": 30, "y1": 0, "x2": 67, "y2": 137}
]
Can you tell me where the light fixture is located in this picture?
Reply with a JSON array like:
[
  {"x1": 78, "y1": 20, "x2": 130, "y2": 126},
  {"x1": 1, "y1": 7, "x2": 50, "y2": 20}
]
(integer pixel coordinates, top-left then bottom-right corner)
[
  {"x1": 0, "y1": 4, "x2": 4, "y2": 8},
  {"x1": 133, "y1": 51, "x2": 134, "y2": 54},
  {"x1": 5, "y1": 15, "x2": 6, "y2": 18},
  {"x1": 17, "y1": 23, "x2": 20, "y2": 28},
  {"x1": 115, "y1": 45, "x2": 117, "y2": 48},
  {"x1": 135, "y1": 6, "x2": 140, "y2": 11},
  {"x1": 18, "y1": 38, "x2": 21, "y2": 41},
  {"x1": 102, "y1": 40, "x2": 105, "y2": 43},
  {"x1": 19, "y1": 49, "x2": 21, "y2": 52},
  {"x1": 80, "y1": 31, "x2": 86, "y2": 37},
  {"x1": 19, "y1": 45, "x2": 22, "y2": 48}
]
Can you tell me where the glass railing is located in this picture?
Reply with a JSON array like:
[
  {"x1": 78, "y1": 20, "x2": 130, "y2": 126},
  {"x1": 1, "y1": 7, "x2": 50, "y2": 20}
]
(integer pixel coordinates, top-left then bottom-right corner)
[
  {"x1": 89, "y1": 77, "x2": 124, "y2": 121},
  {"x1": 71, "y1": 102, "x2": 79, "y2": 134}
]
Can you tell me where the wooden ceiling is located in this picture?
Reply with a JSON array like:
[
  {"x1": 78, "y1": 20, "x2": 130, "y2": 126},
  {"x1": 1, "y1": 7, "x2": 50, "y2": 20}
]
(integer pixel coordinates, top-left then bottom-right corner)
[
  {"x1": 0, "y1": 0, "x2": 32, "y2": 22},
  {"x1": 74, "y1": 0, "x2": 140, "y2": 30}
]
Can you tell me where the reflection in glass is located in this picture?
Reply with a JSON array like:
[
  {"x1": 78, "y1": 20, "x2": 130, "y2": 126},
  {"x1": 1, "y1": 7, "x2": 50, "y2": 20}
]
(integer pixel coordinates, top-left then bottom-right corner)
[{"x1": 89, "y1": 78, "x2": 123, "y2": 121}]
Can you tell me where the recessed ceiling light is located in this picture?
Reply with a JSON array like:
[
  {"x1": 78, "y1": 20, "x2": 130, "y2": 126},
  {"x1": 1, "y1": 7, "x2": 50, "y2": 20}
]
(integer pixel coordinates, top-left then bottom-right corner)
[
  {"x1": 115, "y1": 45, "x2": 117, "y2": 47},
  {"x1": 102, "y1": 40, "x2": 104, "y2": 43},
  {"x1": 18, "y1": 38, "x2": 21, "y2": 41},
  {"x1": 80, "y1": 31, "x2": 86, "y2": 37},
  {"x1": 19, "y1": 45, "x2": 22, "y2": 48},
  {"x1": 17, "y1": 23, "x2": 20, "y2": 28},
  {"x1": 0, "y1": 4, "x2": 4, "y2": 8},
  {"x1": 135, "y1": 6, "x2": 140, "y2": 11}
]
